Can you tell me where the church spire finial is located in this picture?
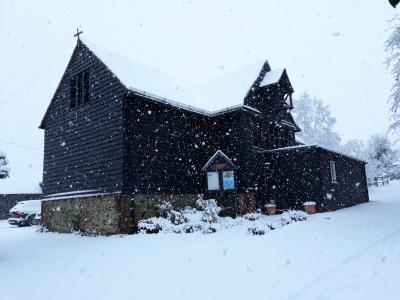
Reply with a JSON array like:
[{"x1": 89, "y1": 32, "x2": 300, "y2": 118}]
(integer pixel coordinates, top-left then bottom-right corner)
[{"x1": 74, "y1": 28, "x2": 83, "y2": 40}]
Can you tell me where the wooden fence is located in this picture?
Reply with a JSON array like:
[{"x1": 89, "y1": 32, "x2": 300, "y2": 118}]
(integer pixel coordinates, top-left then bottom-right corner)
[{"x1": 367, "y1": 176, "x2": 390, "y2": 187}]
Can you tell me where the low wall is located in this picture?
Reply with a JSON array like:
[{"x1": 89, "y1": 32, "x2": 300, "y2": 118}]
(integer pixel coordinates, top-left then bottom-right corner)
[
  {"x1": 208, "y1": 192, "x2": 257, "y2": 216},
  {"x1": 41, "y1": 194, "x2": 133, "y2": 235},
  {"x1": 41, "y1": 192, "x2": 258, "y2": 236},
  {"x1": 236, "y1": 192, "x2": 257, "y2": 215},
  {"x1": 133, "y1": 193, "x2": 198, "y2": 222},
  {"x1": 133, "y1": 192, "x2": 257, "y2": 222}
]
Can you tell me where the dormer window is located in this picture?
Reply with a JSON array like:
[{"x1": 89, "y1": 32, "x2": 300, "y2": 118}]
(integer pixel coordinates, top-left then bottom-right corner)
[{"x1": 70, "y1": 70, "x2": 90, "y2": 109}]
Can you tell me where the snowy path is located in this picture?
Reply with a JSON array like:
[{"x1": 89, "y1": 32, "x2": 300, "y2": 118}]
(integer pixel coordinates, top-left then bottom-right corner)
[{"x1": 1, "y1": 182, "x2": 400, "y2": 300}]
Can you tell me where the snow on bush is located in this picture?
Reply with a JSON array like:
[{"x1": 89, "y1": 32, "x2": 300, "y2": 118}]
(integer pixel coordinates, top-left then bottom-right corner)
[
  {"x1": 157, "y1": 200, "x2": 186, "y2": 225},
  {"x1": 247, "y1": 210, "x2": 308, "y2": 236},
  {"x1": 138, "y1": 206, "x2": 218, "y2": 234},
  {"x1": 138, "y1": 198, "x2": 221, "y2": 234},
  {"x1": 196, "y1": 198, "x2": 221, "y2": 223},
  {"x1": 243, "y1": 212, "x2": 262, "y2": 221},
  {"x1": 138, "y1": 198, "x2": 308, "y2": 235},
  {"x1": 0, "y1": 150, "x2": 10, "y2": 179}
]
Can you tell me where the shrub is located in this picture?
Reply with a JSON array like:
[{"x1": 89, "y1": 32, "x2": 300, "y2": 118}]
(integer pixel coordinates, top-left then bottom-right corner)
[
  {"x1": 196, "y1": 198, "x2": 221, "y2": 223},
  {"x1": 247, "y1": 224, "x2": 267, "y2": 235}
]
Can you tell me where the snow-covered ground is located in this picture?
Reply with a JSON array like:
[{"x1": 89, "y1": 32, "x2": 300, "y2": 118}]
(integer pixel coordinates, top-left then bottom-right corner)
[{"x1": 1, "y1": 182, "x2": 400, "y2": 300}]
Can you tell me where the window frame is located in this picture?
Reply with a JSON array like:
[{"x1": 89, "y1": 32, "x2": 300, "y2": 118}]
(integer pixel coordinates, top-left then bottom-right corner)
[{"x1": 329, "y1": 160, "x2": 338, "y2": 183}]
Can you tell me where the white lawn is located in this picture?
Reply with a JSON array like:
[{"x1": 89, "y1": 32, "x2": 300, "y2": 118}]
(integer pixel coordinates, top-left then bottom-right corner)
[{"x1": 1, "y1": 182, "x2": 400, "y2": 300}]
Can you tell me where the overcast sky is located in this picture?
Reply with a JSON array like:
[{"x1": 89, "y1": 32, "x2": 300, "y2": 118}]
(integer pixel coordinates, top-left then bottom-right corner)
[{"x1": 0, "y1": 0, "x2": 397, "y2": 191}]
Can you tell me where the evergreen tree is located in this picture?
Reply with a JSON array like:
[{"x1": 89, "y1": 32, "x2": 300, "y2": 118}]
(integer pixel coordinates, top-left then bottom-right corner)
[
  {"x1": 385, "y1": 18, "x2": 400, "y2": 133},
  {"x1": 365, "y1": 134, "x2": 399, "y2": 178},
  {"x1": 0, "y1": 150, "x2": 10, "y2": 179}
]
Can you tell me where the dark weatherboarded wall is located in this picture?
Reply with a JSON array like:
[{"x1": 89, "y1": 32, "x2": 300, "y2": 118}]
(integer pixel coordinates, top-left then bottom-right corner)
[
  {"x1": 259, "y1": 147, "x2": 322, "y2": 209},
  {"x1": 259, "y1": 146, "x2": 369, "y2": 211},
  {"x1": 40, "y1": 42, "x2": 126, "y2": 195},
  {"x1": 123, "y1": 94, "x2": 258, "y2": 195},
  {"x1": 317, "y1": 147, "x2": 369, "y2": 211}
]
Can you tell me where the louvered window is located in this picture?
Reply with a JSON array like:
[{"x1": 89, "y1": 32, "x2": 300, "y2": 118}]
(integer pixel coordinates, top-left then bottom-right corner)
[{"x1": 70, "y1": 70, "x2": 90, "y2": 109}]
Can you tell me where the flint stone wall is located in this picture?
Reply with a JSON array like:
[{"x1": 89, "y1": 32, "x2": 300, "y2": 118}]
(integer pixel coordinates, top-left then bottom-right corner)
[
  {"x1": 133, "y1": 192, "x2": 256, "y2": 221},
  {"x1": 42, "y1": 192, "x2": 257, "y2": 235},
  {"x1": 41, "y1": 194, "x2": 133, "y2": 235}
]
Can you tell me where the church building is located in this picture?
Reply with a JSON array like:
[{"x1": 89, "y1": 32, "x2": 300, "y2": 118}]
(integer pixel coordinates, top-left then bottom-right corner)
[{"x1": 39, "y1": 36, "x2": 369, "y2": 235}]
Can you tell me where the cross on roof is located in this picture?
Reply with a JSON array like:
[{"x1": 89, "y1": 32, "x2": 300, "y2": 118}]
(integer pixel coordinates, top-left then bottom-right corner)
[{"x1": 74, "y1": 28, "x2": 83, "y2": 40}]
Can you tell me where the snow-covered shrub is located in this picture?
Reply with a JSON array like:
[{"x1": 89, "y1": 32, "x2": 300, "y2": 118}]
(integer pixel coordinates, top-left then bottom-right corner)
[
  {"x1": 247, "y1": 210, "x2": 308, "y2": 235},
  {"x1": 157, "y1": 201, "x2": 186, "y2": 225},
  {"x1": 247, "y1": 224, "x2": 266, "y2": 235},
  {"x1": 272, "y1": 210, "x2": 308, "y2": 229},
  {"x1": 137, "y1": 214, "x2": 217, "y2": 234},
  {"x1": 138, "y1": 201, "x2": 222, "y2": 234},
  {"x1": 169, "y1": 210, "x2": 186, "y2": 225},
  {"x1": 243, "y1": 212, "x2": 262, "y2": 221},
  {"x1": 0, "y1": 150, "x2": 10, "y2": 179},
  {"x1": 138, "y1": 217, "x2": 170, "y2": 234},
  {"x1": 158, "y1": 200, "x2": 173, "y2": 218},
  {"x1": 196, "y1": 198, "x2": 221, "y2": 223},
  {"x1": 282, "y1": 210, "x2": 308, "y2": 222},
  {"x1": 139, "y1": 200, "x2": 308, "y2": 236}
]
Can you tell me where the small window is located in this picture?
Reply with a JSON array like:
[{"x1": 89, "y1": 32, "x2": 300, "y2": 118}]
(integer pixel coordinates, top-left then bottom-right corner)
[
  {"x1": 70, "y1": 70, "x2": 90, "y2": 108},
  {"x1": 330, "y1": 161, "x2": 337, "y2": 183}
]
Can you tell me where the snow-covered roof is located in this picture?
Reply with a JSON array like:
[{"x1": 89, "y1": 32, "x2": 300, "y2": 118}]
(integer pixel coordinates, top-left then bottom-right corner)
[
  {"x1": 129, "y1": 87, "x2": 261, "y2": 116},
  {"x1": 261, "y1": 144, "x2": 367, "y2": 163},
  {"x1": 202, "y1": 150, "x2": 237, "y2": 171},
  {"x1": 81, "y1": 39, "x2": 285, "y2": 112},
  {"x1": 259, "y1": 68, "x2": 285, "y2": 87}
]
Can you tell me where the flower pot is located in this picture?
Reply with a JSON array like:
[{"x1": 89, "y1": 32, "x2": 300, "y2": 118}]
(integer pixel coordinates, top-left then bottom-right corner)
[
  {"x1": 264, "y1": 204, "x2": 277, "y2": 215},
  {"x1": 303, "y1": 202, "x2": 316, "y2": 214}
]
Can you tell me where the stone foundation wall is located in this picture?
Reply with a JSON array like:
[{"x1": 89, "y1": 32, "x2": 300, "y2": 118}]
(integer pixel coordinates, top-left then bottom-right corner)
[
  {"x1": 133, "y1": 193, "x2": 198, "y2": 222},
  {"x1": 133, "y1": 192, "x2": 257, "y2": 222},
  {"x1": 41, "y1": 192, "x2": 257, "y2": 235},
  {"x1": 236, "y1": 192, "x2": 257, "y2": 215},
  {"x1": 208, "y1": 192, "x2": 257, "y2": 216},
  {"x1": 41, "y1": 194, "x2": 133, "y2": 235}
]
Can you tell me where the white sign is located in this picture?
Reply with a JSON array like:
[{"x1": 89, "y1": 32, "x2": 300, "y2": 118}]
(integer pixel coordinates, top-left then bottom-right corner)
[{"x1": 207, "y1": 172, "x2": 220, "y2": 190}]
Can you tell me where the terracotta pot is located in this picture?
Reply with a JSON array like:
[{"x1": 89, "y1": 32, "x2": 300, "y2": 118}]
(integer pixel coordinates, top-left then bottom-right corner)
[
  {"x1": 264, "y1": 205, "x2": 277, "y2": 215},
  {"x1": 304, "y1": 204, "x2": 316, "y2": 214}
]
